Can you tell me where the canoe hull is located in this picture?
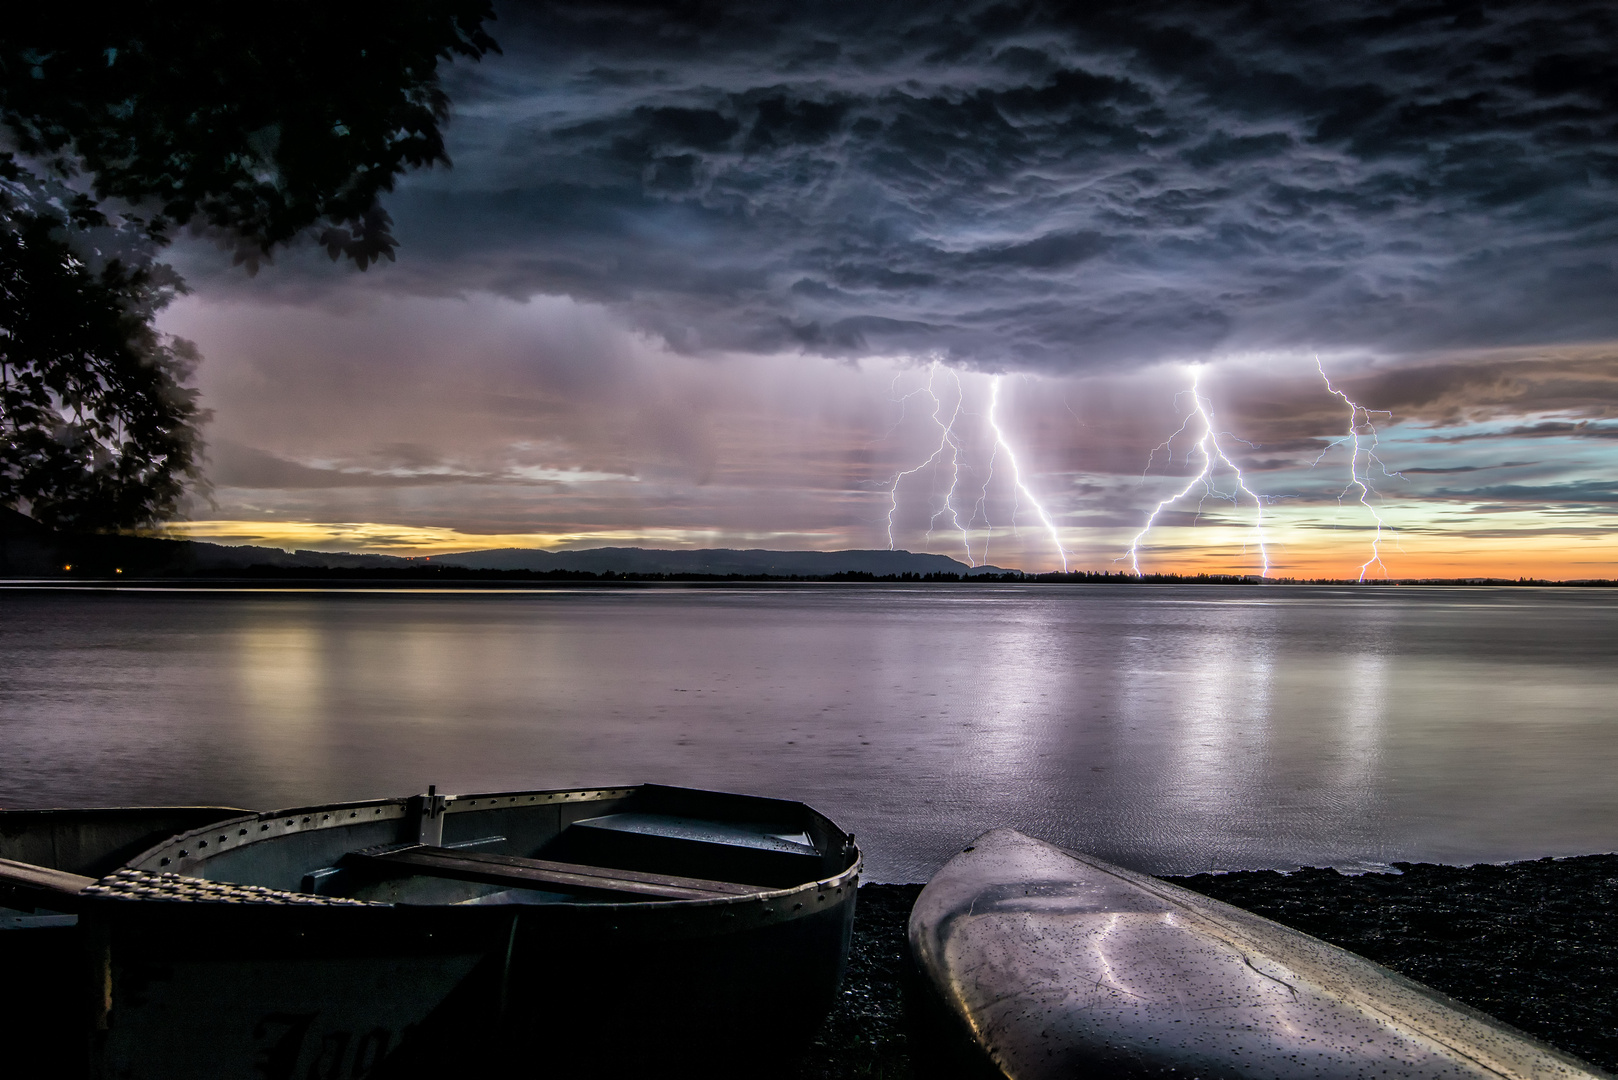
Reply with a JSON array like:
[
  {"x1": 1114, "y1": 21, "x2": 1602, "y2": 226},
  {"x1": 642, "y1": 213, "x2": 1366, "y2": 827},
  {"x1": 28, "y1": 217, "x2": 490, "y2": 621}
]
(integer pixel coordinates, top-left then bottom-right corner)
[{"x1": 908, "y1": 828, "x2": 1603, "y2": 1080}]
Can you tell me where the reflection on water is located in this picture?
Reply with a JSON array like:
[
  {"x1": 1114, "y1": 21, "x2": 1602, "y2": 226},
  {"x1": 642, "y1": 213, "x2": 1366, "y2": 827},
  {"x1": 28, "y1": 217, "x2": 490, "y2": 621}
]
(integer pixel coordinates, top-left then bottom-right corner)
[
  {"x1": 1164, "y1": 622, "x2": 1277, "y2": 833},
  {"x1": 2, "y1": 585, "x2": 1615, "y2": 881},
  {"x1": 234, "y1": 624, "x2": 329, "y2": 786}
]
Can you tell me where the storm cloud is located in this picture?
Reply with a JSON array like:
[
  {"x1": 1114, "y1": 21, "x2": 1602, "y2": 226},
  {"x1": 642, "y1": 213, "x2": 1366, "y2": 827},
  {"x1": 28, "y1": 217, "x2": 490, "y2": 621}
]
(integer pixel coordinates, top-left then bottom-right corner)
[
  {"x1": 154, "y1": 1, "x2": 1618, "y2": 577},
  {"x1": 284, "y1": 0, "x2": 1618, "y2": 372}
]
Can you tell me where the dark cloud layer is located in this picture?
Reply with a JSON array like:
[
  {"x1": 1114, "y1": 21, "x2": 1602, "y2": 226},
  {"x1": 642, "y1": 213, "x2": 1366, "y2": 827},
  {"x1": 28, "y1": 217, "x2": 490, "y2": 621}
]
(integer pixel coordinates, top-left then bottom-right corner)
[{"x1": 327, "y1": 0, "x2": 1618, "y2": 372}]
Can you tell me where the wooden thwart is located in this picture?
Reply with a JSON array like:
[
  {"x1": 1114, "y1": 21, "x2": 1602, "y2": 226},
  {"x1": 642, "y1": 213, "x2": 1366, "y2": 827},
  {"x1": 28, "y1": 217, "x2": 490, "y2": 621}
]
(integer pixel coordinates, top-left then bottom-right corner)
[
  {"x1": 345, "y1": 845, "x2": 766, "y2": 901},
  {"x1": 0, "y1": 855, "x2": 95, "y2": 897}
]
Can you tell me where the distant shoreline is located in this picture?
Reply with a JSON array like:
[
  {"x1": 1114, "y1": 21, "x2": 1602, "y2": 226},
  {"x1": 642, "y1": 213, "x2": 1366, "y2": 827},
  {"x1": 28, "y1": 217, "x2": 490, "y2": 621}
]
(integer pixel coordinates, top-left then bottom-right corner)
[
  {"x1": 13, "y1": 527, "x2": 1606, "y2": 588},
  {"x1": 2, "y1": 512, "x2": 1611, "y2": 586},
  {"x1": 2, "y1": 568, "x2": 1614, "y2": 588}
]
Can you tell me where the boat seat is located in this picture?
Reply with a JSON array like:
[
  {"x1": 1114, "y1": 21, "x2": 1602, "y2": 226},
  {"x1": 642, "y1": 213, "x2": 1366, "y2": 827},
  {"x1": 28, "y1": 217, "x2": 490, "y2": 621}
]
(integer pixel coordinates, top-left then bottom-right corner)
[
  {"x1": 342, "y1": 845, "x2": 765, "y2": 902},
  {"x1": 538, "y1": 812, "x2": 825, "y2": 888}
]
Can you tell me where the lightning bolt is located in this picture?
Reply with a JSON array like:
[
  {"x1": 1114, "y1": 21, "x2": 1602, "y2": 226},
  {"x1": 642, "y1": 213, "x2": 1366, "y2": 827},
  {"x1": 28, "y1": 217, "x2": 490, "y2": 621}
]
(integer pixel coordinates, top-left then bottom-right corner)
[
  {"x1": 1314, "y1": 357, "x2": 1400, "y2": 581},
  {"x1": 887, "y1": 363, "x2": 973, "y2": 564},
  {"x1": 970, "y1": 432, "x2": 999, "y2": 567},
  {"x1": 985, "y1": 375, "x2": 1068, "y2": 572},
  {"x1": 1126, "y1": 367, "x2": 1269, "y2": 578}
]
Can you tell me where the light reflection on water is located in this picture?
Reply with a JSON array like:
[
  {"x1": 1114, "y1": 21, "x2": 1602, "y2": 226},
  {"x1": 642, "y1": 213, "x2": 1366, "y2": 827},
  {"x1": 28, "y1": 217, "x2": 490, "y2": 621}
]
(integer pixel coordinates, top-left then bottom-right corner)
[{"x1": 2, "y1": 584, "x2": 1615, "y2": 882}]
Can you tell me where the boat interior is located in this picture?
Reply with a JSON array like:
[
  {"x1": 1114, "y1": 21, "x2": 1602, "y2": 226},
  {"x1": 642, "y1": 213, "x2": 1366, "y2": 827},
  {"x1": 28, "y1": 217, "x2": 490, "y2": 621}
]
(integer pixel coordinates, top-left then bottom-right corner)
[{"x1": 124, "y1": 784, "x2": 857, "y2": 906}]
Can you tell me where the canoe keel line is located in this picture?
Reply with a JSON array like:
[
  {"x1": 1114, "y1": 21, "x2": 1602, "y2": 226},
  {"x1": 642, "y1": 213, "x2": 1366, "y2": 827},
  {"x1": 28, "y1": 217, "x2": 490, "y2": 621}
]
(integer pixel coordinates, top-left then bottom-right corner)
[
  {"x1": 0, "y1": 785, "x2": 861, "y2": 1077},
  {"x1": 908, "y1": 829, "x2": 1608, "y2": 1080}
]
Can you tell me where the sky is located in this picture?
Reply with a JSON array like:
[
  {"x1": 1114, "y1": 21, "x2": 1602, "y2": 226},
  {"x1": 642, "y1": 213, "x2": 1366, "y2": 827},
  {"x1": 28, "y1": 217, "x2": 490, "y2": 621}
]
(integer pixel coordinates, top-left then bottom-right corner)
[{"x1": 155, "y1": 0, "x2": 1618, "y2": 578}]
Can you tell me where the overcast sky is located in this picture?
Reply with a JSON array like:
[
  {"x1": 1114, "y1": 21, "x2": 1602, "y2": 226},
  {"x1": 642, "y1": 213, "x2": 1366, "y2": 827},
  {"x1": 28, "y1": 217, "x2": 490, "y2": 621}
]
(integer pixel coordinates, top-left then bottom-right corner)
[{"x1": 157, "y1": 0, "x2": 1618, "y2": 577}]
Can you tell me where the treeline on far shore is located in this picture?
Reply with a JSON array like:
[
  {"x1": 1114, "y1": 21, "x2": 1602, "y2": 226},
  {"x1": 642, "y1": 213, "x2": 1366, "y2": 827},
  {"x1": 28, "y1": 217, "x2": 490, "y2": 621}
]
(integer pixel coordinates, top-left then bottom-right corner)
[
  {"x1": 11, "y1": 563, "x2": 1612, "y2": 587},
  {"x1": 1, "y1": 512, "x2": 1608, "y2": 587}
]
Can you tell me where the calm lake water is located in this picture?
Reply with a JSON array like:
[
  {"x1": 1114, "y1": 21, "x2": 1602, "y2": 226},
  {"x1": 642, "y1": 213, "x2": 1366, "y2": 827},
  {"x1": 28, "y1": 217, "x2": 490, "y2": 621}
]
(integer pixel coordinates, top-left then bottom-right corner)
[{"x1": 2, "y1": 584, "x2": 1615, "y2": 882}]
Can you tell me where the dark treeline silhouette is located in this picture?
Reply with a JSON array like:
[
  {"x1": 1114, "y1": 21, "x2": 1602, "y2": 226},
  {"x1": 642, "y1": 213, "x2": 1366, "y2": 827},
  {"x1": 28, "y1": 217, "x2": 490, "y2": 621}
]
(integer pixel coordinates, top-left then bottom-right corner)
[
  {"x1": 4, "y1": 512, "x2": 1603, "y2": 586},
  {"x1": 0, "y1": 6, "x2": 497, "y2": 530},
  {"x1": 14, "y1": 563, "x2": 1609, "y2": 590}
]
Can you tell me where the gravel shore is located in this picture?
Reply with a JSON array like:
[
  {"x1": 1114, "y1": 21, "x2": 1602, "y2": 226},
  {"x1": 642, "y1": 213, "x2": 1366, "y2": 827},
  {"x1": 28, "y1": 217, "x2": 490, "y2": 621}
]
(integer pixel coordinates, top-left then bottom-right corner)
[{"x1": 793, "y1": 855, "x2": 1618, "y2": 1077}]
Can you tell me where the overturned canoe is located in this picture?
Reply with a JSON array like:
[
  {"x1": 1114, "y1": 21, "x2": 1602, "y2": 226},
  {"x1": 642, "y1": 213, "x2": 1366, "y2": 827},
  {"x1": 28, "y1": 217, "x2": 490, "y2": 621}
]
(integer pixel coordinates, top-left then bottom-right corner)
[
  {"x1": 908, "y1": 828, "x2": 1603, "y2": 1080},
  {"x1": 1, "y1": 784, "x2": 860, "y2": 1078}
]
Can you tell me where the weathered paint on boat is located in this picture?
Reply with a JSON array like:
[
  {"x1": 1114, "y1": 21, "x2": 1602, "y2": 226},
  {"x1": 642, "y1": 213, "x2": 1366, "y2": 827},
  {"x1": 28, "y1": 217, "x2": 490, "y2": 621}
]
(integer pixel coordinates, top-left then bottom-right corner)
[
  {"x1": 0, "y1": 785, "x2": 860, "y2": 1078},
  {"x1": 908, "y1": 828, "x2": 1606, "y2": 1080}
]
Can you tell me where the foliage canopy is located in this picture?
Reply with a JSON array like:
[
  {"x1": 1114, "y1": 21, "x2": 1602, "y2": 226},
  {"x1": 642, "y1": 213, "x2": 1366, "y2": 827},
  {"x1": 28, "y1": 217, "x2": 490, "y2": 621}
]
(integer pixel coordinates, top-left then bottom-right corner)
[
  {"x1": 0, "y1": 4, "x2": 496, "y2": 530},
  {"x1": 2, "y1": 3, "x2": 498, "y2": 266},
  {"x1": 0, "y1": 208, "x2": 204, "y2": 529}
]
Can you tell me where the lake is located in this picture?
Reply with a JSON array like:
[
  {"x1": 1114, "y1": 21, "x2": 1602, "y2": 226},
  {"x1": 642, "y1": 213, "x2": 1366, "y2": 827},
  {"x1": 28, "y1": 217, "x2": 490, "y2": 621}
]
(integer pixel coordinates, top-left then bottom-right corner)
[{"x1": 2, "y1": 583, "x2": 1615, "y2": 882}]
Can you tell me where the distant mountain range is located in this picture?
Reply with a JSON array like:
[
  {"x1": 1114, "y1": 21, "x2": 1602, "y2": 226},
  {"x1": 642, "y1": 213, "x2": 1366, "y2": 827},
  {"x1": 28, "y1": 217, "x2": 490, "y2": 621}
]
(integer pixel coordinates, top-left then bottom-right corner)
[
  {"x1": 3, "y1": 511, "x2": 1604, "y2": 584},
  {"x1": 431, "y1": 546, "x2": 1014, "y2": 577},
  {"x1": 0, "y1": 509, "x2": 1014, "y2": 577}
]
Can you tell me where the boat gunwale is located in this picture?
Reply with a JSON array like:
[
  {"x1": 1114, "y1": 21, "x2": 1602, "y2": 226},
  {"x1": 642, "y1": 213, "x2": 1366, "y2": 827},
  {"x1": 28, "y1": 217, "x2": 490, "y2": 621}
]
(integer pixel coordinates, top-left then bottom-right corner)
[
  {"x1": 119, "y1": 784, "x2": 862, "y2": 913},
  {"x1": 0, "y1": 805, "x2": 250, "y2": 816}
]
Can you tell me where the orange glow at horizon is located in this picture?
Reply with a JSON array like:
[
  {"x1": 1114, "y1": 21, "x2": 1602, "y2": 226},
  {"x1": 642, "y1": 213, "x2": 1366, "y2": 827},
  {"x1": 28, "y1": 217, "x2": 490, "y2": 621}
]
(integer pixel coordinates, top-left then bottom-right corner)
[
  {"x1": 155, "y1": 520, "x2": 849, "y2": 558},
  {"x1": 160, "y1": 518, "x2": 1618, "y2": 581},
  {"x1": 1122, "y1": 536, "x2": 1618, "y2": 581}
]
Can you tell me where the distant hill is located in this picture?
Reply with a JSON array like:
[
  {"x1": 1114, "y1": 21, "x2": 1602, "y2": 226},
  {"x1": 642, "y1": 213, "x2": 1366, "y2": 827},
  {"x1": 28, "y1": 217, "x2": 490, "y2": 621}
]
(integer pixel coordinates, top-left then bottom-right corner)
[
  {"x1": 432, "y1": 546, "x2": 1013, "y2": 577},
  {"x1": 0, "y1": 512, "x2": 1014, "y2": 578},
  {"x1": 4, "y1": 514, "x2": 1609, "y2": 585}
]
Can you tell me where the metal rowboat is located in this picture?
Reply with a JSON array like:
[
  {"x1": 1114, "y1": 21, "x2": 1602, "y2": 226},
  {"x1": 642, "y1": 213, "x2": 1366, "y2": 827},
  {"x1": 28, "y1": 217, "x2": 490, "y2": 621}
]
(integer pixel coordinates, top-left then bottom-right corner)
[{"x1": 0, "y1": 784, "x2": 861, "y2": 1077}]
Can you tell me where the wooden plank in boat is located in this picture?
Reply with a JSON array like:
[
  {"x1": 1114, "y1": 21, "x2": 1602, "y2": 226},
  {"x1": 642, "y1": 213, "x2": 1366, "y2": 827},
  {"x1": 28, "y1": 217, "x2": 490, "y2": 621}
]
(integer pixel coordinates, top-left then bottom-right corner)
[
  {"x1": 543, "y1": 812, "x2": 825, "y2": 888},
  {"x1": 345, "y1": 845, "x2": 764, "y2": 901},
  {"x1": 0, "y1": 855, "x2": 95, "y2": 897}
]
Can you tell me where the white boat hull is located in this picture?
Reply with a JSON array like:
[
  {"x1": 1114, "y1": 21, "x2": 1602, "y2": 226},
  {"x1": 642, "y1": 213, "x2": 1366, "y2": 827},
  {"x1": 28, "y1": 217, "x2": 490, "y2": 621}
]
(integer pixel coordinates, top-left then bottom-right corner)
[{"x1": 909, "y1": 828, "x2": 1604, "y2": 1079}]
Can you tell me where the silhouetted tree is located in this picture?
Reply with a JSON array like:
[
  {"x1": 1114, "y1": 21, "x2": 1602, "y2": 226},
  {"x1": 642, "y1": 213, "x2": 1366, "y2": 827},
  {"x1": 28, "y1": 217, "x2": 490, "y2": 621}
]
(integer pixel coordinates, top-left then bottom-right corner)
[
  {"x1": 0, "y1": 206, "x2": 203, "y2": 529},
  {"x1": 2, "y1": 4, "x2": 497, "y2": 267},
  {"x1": 0, "y1": 4, "x2": 497, "y2": 529}
]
